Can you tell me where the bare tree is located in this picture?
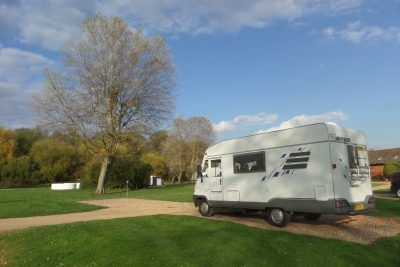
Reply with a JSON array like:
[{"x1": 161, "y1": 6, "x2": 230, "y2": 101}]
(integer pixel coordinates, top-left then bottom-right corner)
[
  {"x1": 33, "y1": 14, "x2": 175, "y2": 194},
  {"x1": 165, "y1": 117, "x2": 214, "y2": 183},
  {"x1": 186, "y1": 116, "x2": 215, "y2": 181}
]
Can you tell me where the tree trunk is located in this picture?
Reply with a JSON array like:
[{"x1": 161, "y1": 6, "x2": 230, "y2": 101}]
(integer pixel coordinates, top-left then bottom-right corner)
[{"x1": 95, "y1": 155, "x2": 114, "y2": 194}]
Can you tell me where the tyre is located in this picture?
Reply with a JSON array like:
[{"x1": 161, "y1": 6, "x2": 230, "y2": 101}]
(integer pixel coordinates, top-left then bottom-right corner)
[
  {"x1": 266, "y1": 208, "x2": 291, "y2": 227},
  {"x1": 198, "y1": 199, "x2": 215, "y2": 217},
  {"x1": 304, "y1": 213, "x2": 322, "y2": 221},
  {"x1": 396, "y1": 188, "x2": 400, "y2": 198}
]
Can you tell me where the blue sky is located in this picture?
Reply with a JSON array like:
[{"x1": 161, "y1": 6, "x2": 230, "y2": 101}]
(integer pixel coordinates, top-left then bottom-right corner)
[{"x1": 0, "y1": 0, "x2": 399, "y2": 148}]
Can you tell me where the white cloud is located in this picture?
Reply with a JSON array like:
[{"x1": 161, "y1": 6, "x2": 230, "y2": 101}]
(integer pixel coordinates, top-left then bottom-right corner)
[
  {"x1": 213, "y1": 113, "x2": 278, "y2": 133},
  {"x1": 0, "y1": 46, "x2": 52, "y2": 128},
  {"x1": 257, "y1": 111, "x2": 348, "y2": 133},
  {"x1": 322, "y1": 21, "x2": 400, "y2": 44},
  {"x1": 213, "y1": 121, "x2": 235, "y2": 133},
  {"x1": 0, "y1": 0, "x2": 363, "y2": 50}
]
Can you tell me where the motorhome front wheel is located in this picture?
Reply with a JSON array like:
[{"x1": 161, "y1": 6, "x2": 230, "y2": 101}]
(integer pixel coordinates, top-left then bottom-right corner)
[
  {"x1": 266, "y1": 208, "x2": 291, "y2": 227},
  {"x1": 199, "y1": 200, "x2": 215, "y2": 217}
]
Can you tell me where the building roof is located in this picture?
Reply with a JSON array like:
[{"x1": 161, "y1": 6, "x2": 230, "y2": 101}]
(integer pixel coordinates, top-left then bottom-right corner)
[{"x1": 368, "y1": 148, "x2": 400, "y2": 165}]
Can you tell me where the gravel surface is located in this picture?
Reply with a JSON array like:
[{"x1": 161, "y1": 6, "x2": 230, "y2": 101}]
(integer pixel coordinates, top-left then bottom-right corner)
[{"x1": 1, "y1": 198, "x2": 399, "y2": 244}]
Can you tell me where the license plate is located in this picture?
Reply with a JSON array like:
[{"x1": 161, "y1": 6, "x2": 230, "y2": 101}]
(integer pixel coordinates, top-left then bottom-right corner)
[{"x1": 354, "y1": 204, "x2": 364, "y2": 211}]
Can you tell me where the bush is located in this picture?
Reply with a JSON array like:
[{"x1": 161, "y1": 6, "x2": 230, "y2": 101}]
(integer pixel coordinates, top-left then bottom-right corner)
[
  {"x1": 30, "y1": 139, "x2": 84, "y2": 183},
  {"x1": 384, "y1": 163, "x2": 400, "y2": 177},
  {"x1": 80, "y1": 155, "x2": 152, "y2": 190},
  {"x1": 108, "y1": 156, "x2": 152, "y2": 189},
  {"x1": 0, "y1": 156, "x2": 41, "y2": 186}
]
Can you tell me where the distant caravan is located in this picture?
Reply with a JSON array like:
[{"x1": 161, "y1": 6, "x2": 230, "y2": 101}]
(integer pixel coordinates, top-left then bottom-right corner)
[{"x1": 193, "y1": 123, "x2": 375, "y2": 227}]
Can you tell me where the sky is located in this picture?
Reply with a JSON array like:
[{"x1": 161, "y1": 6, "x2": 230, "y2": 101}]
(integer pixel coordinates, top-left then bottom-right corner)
[{"x1": 0, "y1": 0, "x2": 399, "y2": 148}]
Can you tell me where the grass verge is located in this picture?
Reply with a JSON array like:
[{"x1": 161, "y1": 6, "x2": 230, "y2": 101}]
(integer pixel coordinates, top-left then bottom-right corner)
[
  {"x1": 0, "y1": 215, "x2": 399, "y2": 267},
  {"x1": 0, "y1": 184, "x2": 194, "y2": 218}
]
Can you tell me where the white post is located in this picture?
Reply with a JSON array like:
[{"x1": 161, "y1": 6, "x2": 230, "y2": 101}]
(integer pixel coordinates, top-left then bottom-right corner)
[{"x1": 126, "y1": 180, "x2": 129, "y2": 197}]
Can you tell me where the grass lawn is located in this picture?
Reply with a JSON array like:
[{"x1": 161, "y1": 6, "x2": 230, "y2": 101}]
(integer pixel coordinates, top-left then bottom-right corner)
[
  {"x1": 374, "y1": 198, "x2": 400, "y2": 217},
  {"x1": 0, "y1": 215, "x2": 399, "y2": 267},
  {"x1": 0, "y1": 184, "x2": 194, "y2": 219}
]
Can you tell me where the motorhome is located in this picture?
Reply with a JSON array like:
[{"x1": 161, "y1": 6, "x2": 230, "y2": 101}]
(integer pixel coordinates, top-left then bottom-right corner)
[{"x1": 193, "y1": 123, "x2": 375, "y2": 227}]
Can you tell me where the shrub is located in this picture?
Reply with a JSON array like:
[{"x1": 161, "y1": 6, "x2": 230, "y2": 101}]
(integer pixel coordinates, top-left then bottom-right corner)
[
  {"x1": 384, "y1": 163, "x2": 400, "y2": 177},
  {"x1": 0, "y1": 156, "x2": 41, "y2": 186},
  {"x1": 108, "y1": 156, "x2": 152, "y2": 189},
  {"x1": 30, "y1": 139, "x2": 84, "y2": 183}
]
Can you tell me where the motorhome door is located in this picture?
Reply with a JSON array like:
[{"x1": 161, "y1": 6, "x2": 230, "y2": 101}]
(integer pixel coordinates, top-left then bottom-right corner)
[{"x1": 208, "y1": 158, "x2": 222, "y2": 192}]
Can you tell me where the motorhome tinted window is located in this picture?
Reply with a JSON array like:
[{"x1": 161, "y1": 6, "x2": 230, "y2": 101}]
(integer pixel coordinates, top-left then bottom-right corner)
[{"x1": 233, "y1": 152, "x2": 266, "y2": 173}]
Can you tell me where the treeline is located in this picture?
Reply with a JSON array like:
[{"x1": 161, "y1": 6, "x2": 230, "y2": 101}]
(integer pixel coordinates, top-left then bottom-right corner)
[{"x1": 0, "y1": 116, "x2": 214, "y2": 189}]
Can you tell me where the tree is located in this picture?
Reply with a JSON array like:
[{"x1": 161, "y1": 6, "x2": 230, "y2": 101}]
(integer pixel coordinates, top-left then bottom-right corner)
[
  {"x1": 384, "y1": 163, "x2": 400, "y2": 177},
  {"x1": 34, "y1": 14, "x2": 175, "y2": 194},
  {"x1": 30, "y1": 139, "x2": 84, "y2": 183},
  {"x1": 165, "y1": 119, "x2": 189, "y2": 183},
  {"x1": 165, "y1": 117, "x2": 215, "y2": 183},
  {"x1": 141, "y1": 151, "x2": 168, "y2": 177},
  {"x1": 0, "y1": 127, "x2": 15, "y2": 165},
  {"x1": 14, "y1": 127, "x2": 47, "y2": 156},
  {"x1": 148, "y1": 130, "x2": 168, "y2": 153},
  {"x1": 186, "y1": 116, "x2": 215, "y2": 181}
]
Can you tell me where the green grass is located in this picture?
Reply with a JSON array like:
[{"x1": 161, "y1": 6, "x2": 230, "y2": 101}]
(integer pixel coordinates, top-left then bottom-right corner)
[
  {"x1": 0, "y1": 184, "x2": 194, "y2": 218},
  {"x1": 374, "y1": 198, "x2": 400, "y2": 217},
  {"x1": 0, "y1": 215, "x2": 399, "y2": 267}
]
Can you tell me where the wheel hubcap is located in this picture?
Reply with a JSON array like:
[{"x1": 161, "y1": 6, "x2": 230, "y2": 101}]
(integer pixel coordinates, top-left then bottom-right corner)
[
  {"x1": 200, "y1": 202, "x2": 209, "y2": 214},
  {"x1": 271, "y1": 209, "x2": 284, "y2": 223},
  {"x1": 397, "y1": 189, "x2": 400, "y2": 198}
]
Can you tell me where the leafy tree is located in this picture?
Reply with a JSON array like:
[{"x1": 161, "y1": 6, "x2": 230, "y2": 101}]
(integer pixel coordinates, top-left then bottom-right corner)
[
  {"x1": 108, "y1": 156, "x2": 152, "y2": 189},
  {"x1": 34, "y1": 14, "x2": 175, "y2": 194},
  {"x1": 0, "y1": 127, "x2": 15, "y2": 165},
  {"x1": 14, "y1": 127, "x2": 46, "y2": 156},
  {"x1": 141, "y1": 151, "x2": 168, "y2": 177},
  {"x1": 148, "y1": 130, "x2": 168, "y2": 153},
  {"x1": 0, "y1": 156, "x2": 41, "y2": 186},
  {"x1": 384, "y1": 163, "x2": 400, "y2": 177},
  {"x1": 30, "y1": 139, "x2": 84, "y2": 183}
]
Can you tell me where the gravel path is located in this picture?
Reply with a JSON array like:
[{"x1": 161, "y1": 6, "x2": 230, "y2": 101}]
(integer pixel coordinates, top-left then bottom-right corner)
[{"x1": 1, "y1": 198, "x2": 400, "y2": 244}]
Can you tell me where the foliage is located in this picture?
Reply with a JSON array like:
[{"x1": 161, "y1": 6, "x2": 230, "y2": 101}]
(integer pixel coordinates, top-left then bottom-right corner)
[
  {"x1": 384, "y1": 163, "x2": 400, "y2": 177},
  {"x1": 30, "y1": 139, "x2": 84, "y2": 183},
  {"x1": 108, "y1": 156, "x2": 152, "y2": 189},
  {"x1": 141, "y1": 151, "x2": 168, "y2": 177},
  {"x1": 148, "y1": 130, "x2": 168, "y2": 153},
  {"x1": 81, "y1": 155, "x2": 152, "y2": 189},
  {"x1": 0, "y1": 155, "x2": 41, "y2": 186},
  {"x1": 14, "y1": 127, "x2": 46, "y2": 156},
  {"x1": 0, "y1": 126, "x2": 15, "y2": 165}
]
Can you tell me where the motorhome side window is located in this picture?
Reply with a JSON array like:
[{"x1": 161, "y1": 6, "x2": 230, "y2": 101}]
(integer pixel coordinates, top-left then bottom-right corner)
[
  {"x1": 210, "y1": 159, "x2": 221, "y2": 177},
  {"x1": 233, "y1": 152, "x2": 266, "y2": 173}
]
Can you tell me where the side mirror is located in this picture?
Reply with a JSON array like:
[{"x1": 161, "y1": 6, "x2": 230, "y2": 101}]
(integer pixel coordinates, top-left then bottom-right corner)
[{"x1": 197, "y1": 165, "x2": 203, "y2": 178}]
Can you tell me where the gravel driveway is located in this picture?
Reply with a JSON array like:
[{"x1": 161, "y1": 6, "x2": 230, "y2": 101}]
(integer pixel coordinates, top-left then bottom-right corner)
[{"x1": 1, "y1": 198, "x2": 400, "y2": 244}]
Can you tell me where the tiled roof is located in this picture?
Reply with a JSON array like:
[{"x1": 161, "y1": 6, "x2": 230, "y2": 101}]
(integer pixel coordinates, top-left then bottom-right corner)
[{"x1": 368, "y1": 148, "x2": 400, "y2": 165}]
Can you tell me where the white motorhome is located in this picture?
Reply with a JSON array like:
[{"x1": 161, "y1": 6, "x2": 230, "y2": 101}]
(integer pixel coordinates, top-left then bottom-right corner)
[{"x1": 193, "y1": 123, "x2": 375, "y2": 227}]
